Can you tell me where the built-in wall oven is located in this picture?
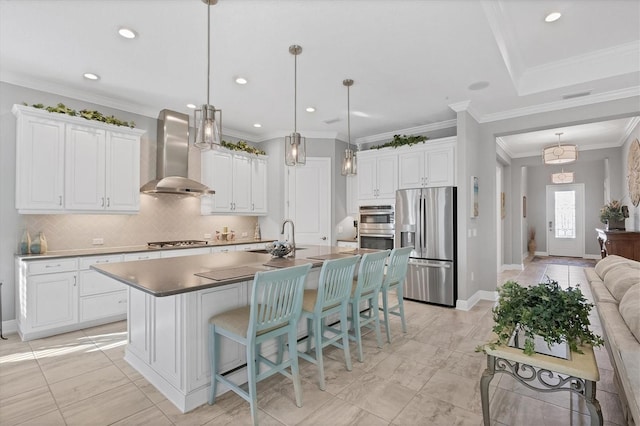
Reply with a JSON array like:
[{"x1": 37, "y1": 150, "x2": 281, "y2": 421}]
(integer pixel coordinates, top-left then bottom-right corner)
[{"x1": 359, "y1": 205, "x2": 394, "y2": 250}]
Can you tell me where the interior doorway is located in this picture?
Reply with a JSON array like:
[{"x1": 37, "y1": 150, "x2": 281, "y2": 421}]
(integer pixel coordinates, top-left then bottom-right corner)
[
  {"x1": 285, "y1": 157, "x2": 331, "y2": 245},
  {"x1": 546, "y1": 183, "x2": 585, "y2": 257}
]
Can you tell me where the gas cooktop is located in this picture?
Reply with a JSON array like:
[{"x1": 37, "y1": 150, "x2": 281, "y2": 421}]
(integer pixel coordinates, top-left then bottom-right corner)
[{"x1": 147, "y1": 240, "x2": 209, "y2": 248}]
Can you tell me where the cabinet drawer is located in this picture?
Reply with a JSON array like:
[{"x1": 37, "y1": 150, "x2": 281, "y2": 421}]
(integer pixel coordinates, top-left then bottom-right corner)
[
  {"x1": 211, "y1": 245, "x2": 237, "y2": 253},
  {"x1": 124, "y1": 252, "x2": 162, "y2": 262},
  {"x1": 27, "y1": 258, "x2": 77, "y2": 275},
  {"x1": 79, "y1": 269, "x2": 126, "y2": 296},
  {"x1": 79, "y1": 254, "x2": 123, "y2": 270},
  {"x1": 79, "y1": 291, "x2": 127, "y2": 322},
  {"x1": 161, "y1": 247, "x2": 211, "y2": 258}
]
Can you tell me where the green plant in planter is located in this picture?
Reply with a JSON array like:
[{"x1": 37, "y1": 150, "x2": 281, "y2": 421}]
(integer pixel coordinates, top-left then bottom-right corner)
[
  {"x1": 221, "y1": 140, "x2": 265, "y2": 156},
  {"x1": 480, "y1": 279, "x2": 603, "y2": 355},
  {"x1": 371, "y1": 134, "x2": 428, "y2": 150},
  {"x1": 599, "y1": 199, "x2": 627, "y2": 224}
]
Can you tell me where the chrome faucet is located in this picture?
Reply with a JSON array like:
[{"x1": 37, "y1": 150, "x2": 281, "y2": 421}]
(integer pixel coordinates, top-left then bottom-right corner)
[{"x1": 280, "y1": 219, "x2": 296, "y2": 251}]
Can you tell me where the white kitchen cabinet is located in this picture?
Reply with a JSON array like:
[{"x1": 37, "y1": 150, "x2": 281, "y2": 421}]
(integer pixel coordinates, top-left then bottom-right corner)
[
  {"x1": 161, "y1": 247, "x2": 211, "y2": 258},
  {"x1": 124, "y1": 252, "x2": 162, "y2": 262},
  {"x1": 14, "y1": 110, "x2": 66, "y2": 211},
  {"x1": 16, "y1": 258, "x2": 79, "y2": 340},
  {"x1": 13, "y1": 104, "x2": 144, "y2": 214},
  {"x1": 78, "y1": 255, "x2": 127, "y2": 323},
  {"x1": 346, "y1": 175, "x2": 359, "y2": 216},
  {"x1": 250, "y1": 157, "x2": 267, "y2": 214},
  {"x1": 201, "y1": 149, "x2": 268, "y2": 215},
  {"x1": 398, "y1": 139, "x2": 455, "y2": 189},
  {"x1": 357, "y1": 151, "x2": 398, "y2": 202},
  {"x1": 210, "y1": 245, "x2": 237, "y2": 253}
]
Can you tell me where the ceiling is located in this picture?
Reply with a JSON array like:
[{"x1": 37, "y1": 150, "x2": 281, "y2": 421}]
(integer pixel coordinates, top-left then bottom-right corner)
[{"x1": 1, "y1": 0, "x2": 639, "y2": 155}]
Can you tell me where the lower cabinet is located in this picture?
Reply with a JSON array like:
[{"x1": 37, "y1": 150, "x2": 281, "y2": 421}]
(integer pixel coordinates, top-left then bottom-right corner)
[
  {"x1": 78, "y1": 255, "x2": 127, "y2": 322},
  {"x1": 28, "y1": 271, "x2": 78, "y2": 330}
]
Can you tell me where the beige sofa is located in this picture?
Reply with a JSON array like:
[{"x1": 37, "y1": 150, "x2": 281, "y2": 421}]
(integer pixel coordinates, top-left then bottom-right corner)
[{"x1": 585, "y1": 255, "x2": 640, "y2": 425}]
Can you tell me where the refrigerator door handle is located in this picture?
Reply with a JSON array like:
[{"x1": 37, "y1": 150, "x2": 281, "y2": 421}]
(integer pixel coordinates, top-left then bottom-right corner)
[{"x1": 422, "y1": 196, "x2": 427, "y2": 253}]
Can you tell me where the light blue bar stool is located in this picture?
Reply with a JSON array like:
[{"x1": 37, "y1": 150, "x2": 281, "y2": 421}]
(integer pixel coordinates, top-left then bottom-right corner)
[
  {"x1": 380, "y1": 246, "x2": 412, "y2": 343},
  {"x1": 298, "y1": 255, "x2": 360, "y2": 390},
  {"x1": 208, "y1": 263, "x2": 311, "y2": 426},
  {"x1": 348, "y1": 250, "x2": 390, "y2": 362}
]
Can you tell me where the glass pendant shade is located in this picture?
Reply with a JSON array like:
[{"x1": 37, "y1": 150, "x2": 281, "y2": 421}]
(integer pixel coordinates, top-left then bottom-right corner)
[
  {"x1": 194, "y1": 104, "x2": 221, "y2": 149},
  {"x1": 551, "y1": 171, "x2": 575, "y2": 184},
  {"x1": 341, "y1": 148, "x2": 357, "y2": 175},
  {"x1": 285, "y1": 132, "x2": 306, "y2": 166}
]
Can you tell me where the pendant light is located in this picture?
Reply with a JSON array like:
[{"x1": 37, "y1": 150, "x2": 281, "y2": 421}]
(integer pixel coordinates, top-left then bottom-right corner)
[
  {"x1": 551, "y1": 169, "x2": 575, "y2": 184},
  {"x1": 194, "y1": 0, "x2": 222, "y2": 150},
  {"x1": 285, "y1": 45, "x2": 306, "y2": 166},
  {"x1": 341, "y1": 79, "x2": 357, "y2": 176},
  {"x1": 542, "y1": 132, "x2": 577, "y2": 165}
]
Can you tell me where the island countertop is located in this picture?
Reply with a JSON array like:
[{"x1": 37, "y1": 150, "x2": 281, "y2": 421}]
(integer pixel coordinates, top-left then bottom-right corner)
[{"x1": 92, "y1": 245, "x2": 377, "y2": 297}]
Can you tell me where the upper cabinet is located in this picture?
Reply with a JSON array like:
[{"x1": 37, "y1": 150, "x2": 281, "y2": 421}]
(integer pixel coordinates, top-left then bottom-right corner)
[
  {"x1": 13, "y1": 105, "x2": 144, "y2": 214},
  {"x1": 397, "y1": 138, "x2": 456, "y2": 189},
  {"x1": 357, "y1": 150, "x2": 398, "y2": 202},
  {"x1": 201, "y1": 149, "x2": 268, "y2": 215}
]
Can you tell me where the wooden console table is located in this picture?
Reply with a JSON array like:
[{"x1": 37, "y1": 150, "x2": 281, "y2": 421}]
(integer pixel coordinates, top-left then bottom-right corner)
[
  {"x1": 480, "y1": 344, "x2": 603, "y2": 426},
  {"x1": 596, "y1": 229, "x2": 640, "y2": 261}
]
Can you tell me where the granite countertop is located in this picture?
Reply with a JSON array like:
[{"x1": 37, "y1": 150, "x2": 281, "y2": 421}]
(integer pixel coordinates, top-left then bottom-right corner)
[
  {"x1": 15, "y1": 239, "x2": 276, "y2": 261},
  {"x1": 91, "y1": 245, "x2": 378, "y2": 297}
]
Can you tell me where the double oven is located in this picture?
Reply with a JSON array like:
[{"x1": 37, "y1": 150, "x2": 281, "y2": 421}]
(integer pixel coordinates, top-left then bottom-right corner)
[{"x1": 359, "y1": 205, "x2": 395, "y2": 250}]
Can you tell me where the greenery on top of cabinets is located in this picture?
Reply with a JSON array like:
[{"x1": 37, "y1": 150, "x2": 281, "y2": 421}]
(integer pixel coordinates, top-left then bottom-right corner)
[
  {"x1": 371, "y1": 134, "x2": 428, "y2": 150},
  {"x1": 221, "y1": 140, "x2": 266, "y2": 156},
  {"x1": 479, "y1": 279, "x2": 604, "y2": 356},
  {"x1": 23, "y1": 102, "x2": 136, "y2": 128}
]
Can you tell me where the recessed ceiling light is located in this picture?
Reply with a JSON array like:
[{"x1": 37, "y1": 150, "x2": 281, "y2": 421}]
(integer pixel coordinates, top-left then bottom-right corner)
[
  {"x1": 83, "y1": 73, "x2": 100, "y2": 81},
  {"x1": 235, "y1": 77, "x2": 248, "y2": 85},
  {"x1": 468, "y1": 81, "x2": 490, "y2": 91},
  {"x1": 118, "y1": 27, "x2": 137, "y2": 39},
  {"x1": 306, "y1": 107, "x2": 316, "y2": 113},
  {"x1": 545, "y1": 12, "x2": 562, "y2": 22},
  {"x1": 253, "y1": 123, "x2": 262, "y2": 128},
  {"x1": 186, "y1": 103, "x2": 197, "y2": 109}
]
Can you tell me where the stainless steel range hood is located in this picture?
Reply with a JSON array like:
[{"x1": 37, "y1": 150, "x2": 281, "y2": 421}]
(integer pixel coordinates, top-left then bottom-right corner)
[{"x1": 140, "y1": 109, "x2": 214, "y2": 195}]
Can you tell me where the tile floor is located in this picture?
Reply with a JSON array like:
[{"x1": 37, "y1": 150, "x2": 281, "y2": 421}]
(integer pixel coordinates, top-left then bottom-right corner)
[{"x1": 0, "y1": 259, "x2": 627, "y2": 425}]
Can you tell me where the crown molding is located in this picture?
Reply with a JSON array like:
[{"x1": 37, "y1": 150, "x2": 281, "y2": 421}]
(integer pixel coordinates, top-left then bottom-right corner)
[
  {"x1": 517, "y1": 41, "x2": 640, "y2": 96},
  {"x1": 448, "y1": 100, "x2": 482, "y2": 122},
  {"x1": 255, "y1": 130, "x2": 339, "y2": 143},
  {"x1": 479, "y1": 86, "x2": 640, "y2": 123},
  {"x1": 495, "y1": 136, "x2": 514, "y2": 158},
  {"x1": 619, "y1": 116, "x2": 640, "y2": 146},
  {"x1": 354, "y1": 119, "x2": 457, "y2": 145}
]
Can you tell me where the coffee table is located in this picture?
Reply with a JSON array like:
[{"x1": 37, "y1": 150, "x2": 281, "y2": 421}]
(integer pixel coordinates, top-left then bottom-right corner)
[{"x1": 480, "y1": 344, "x2": 603, "y2": 425}]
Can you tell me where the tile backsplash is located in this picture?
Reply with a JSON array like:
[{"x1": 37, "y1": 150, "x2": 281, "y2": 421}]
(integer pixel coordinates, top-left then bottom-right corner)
[{"x1": 20, "y1": 194, "x2": 259, "y2": 252}]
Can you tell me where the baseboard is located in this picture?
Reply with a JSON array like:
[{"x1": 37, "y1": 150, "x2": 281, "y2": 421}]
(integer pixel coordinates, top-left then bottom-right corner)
[
  {"x1": 456, "y1": 290, "x2": 498, "y2": 311},
  {"x1": 534, "y1": 251, "x2": 548, "y2": 256},
  {"x1": 1, "y1": 319, "x2": 18, "y2": 336},
  {"x1": 583, "y1": 254, "x2": 601, "y2": 260},
  {"x1": 501, "y1": 264, "x2": 523, "y2": 271}
]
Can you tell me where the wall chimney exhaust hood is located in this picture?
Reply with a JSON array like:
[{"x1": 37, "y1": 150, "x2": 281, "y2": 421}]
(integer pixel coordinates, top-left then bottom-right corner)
[{"x1": 140, "y1": 109, "x2": 214, "y2": 195}]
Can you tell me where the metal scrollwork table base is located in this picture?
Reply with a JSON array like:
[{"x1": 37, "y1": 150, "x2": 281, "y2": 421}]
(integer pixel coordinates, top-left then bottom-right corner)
[{"x1": 480, "y1": 345, "x2": 603, "y2": 426}]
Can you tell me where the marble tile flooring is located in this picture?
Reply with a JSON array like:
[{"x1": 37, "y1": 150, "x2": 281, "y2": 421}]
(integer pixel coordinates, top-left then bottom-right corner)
[{"x1": 0, "y1": 260, "x2": 626, "y2": 425}]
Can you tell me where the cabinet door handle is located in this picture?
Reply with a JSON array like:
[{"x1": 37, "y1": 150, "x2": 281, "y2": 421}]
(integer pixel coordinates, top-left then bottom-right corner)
[
  {"x1": 59, "y1": 195, "x2": 63, "y2": 206},
  {"x1": 45, "y1": 264, "x2": 62, "y2": 268},
  {"x1": 106, "y1": 197, "x2": 110, "y2": 207},
  {"x1": 252, "y1": 203, "x2": 254, "y2": 211},
  {"x1": 101, "y1": 197, "x2": 105, "y2": 207},
  {"x1": 138, "y1": 256, "x2": 149, "y2": 260},
  {"x1": 73, "y1": 276, "x2": 77, "y2": 286}
]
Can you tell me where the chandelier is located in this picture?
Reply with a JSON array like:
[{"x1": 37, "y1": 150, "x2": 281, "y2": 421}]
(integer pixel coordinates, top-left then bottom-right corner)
[
  {"x1": 194, "y1": 0, "x2": 222, "y2": 150},
  {"x1": 285, "y1": 45, "x2": 306, "y2": 166},
  {"x1": 551, "y1": 170, "x2": 575, "y2": 184},
  {"x1": 542, "y1": 132, "x2": 577, "y2": 165},
  {"x1": 341, "y1": 79, "x2": 357, "y2": 176}
]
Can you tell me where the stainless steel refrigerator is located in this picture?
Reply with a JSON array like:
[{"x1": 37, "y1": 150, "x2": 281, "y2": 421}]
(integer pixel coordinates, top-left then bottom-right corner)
[{"x1": 395, "y1": 186, "x2": 457, "y2": 307}]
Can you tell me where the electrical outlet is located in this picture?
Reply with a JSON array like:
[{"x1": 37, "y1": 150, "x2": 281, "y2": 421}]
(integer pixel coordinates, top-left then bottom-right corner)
[
  {"x1": 204, "y1": 233, "x2": 212, "y2": 239},
  {"x1": 92, "y1": 238, "x2": 104, "y2": 245},
  {"x1": 338, "y1": 226, "x2": 343, "y2": 233},
  {"x1": 242, "y1": 232, "x2": 248, "y2": 237},
  {"x1": 472, "y1": 228, "x2": 477, "y2": 237}
]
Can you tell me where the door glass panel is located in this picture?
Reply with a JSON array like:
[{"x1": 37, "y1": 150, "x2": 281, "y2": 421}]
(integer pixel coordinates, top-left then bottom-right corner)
[{"x1": 554, "y1": 190, "x2": 575, "y2": 239}]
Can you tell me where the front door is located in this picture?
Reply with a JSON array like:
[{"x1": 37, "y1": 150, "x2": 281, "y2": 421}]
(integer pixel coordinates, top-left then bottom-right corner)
[
  {"x1": 286, "y1": 157, "x2": 331, "y2": 245},
  {"x1": 546, "y1": 183, "x2": 585, "y2": 257}
]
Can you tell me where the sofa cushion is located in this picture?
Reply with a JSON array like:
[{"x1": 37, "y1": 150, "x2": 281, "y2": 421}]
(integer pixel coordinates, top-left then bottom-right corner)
[
  {"x1": 620, "y1": 284, "x2": 640, "y2": 343},
  {"x1": 604, "y1": 266, "x2": 640, "y2": 302},
  {"x1": 591, "y1": 280, "x2": 619, "y2": 304},
  {"x1": 595, "y1": 255, "x2": 634, "y2": 279}
]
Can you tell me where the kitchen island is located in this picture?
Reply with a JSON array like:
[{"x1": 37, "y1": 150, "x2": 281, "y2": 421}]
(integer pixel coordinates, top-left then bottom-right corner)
[{"x1": 92, "y1": 245, "x2": 371, "y2": 413}]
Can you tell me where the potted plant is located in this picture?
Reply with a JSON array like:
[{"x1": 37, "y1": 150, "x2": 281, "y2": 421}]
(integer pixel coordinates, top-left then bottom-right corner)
[
  {"x1": 599, "y1": 200, "x2": 629, "y2": 231},
  {"x1": 480, "y1": 279, "x2": 604, "y2": 355}
]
